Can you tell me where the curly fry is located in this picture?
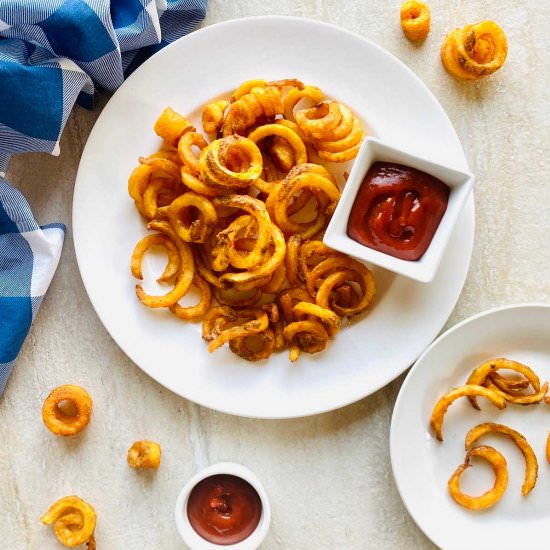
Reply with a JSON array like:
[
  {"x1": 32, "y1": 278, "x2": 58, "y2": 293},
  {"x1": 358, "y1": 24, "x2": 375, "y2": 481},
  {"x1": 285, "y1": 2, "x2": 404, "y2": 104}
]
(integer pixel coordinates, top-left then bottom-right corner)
[
  {"x1": 169, "y1": 275, "x2": 212, "y2": 321},
  {"x1": 400, "y1": 1, "x2": 430, "y2": 41},
  {"x1": 130, "y1": 233, "x2": 180, "y2": 284},
  {"x1": 448, "y1": 446, "x2": 508, "y2": 510},
  {"x1": 127, "y1": 440, "x2": 162, "y2": 469},
  {"x1": 42, "y1": 385, "x2": 93, "y2": 437},
  {"x1": 430, "y1": 385, "x2": 507, "y2": 441},
  {"x1": 40, "y1": 496, "x2": 96, "y2": 547},
  {"x1": 465, "y1": 423, "x2": 538, "y2": 496},
  {"x1": 441, "y1": 21, "x2": 508, "y2": 80},
  {"x1": 202, "y1": 100, "x2": 229, "y2": 134}
]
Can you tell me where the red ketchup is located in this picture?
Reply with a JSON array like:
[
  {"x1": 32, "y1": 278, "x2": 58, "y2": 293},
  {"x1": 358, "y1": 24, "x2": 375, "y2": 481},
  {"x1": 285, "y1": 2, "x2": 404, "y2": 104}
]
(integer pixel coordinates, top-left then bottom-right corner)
[
  {"x1": 347, "y1": 162, "x2": 449, "y2": 261},
  {"x1": 187, "y1": 474, "x2": 262, "y2": 545}
]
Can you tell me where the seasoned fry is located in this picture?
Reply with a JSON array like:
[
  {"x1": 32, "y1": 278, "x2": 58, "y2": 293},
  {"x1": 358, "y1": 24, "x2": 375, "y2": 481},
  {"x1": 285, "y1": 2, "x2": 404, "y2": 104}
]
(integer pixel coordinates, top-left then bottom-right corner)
[
  {"x1": 40, "y1": 496, "x2": 96, "y2": 547},
  {"x1": 465, "y1": 423, "x2": 538, "y2": 496},
  {"x1": 42, "y1": 385, "x2": 93, "y2": 437},
  {"x1": 178, "y1": 131, "x2": 208, "y2": 175},
  {"x1": 441, "y1": 21, "x2": 508, "y2": 80},
  {"x1": 170, "y1": 275, "x2": 212, "y2": 321},
  {"x1": 130, "y1": 234, "x2": 180, "y2": 283},
  {"x1": 466, "y1": 358, "x2": 540, "y2": 410},
  {"x1": 129, "y1": 81, "x2": 376, "y2": 362},
  {"x1": 448, "y1": 446, "x2": 508, "y2": 510},
  {"x1": 485, "y1": 380, "x2": 548, "y2": 406},
  {"x1": 167, "y1": 192, "x2": 218, "y2": 244},
  {"x1": 154, "y1": 107, "x2": 195, "y2": 147},
  {"x1": 202, "y1": 100, "x2": 229, "y2": 135},
  {"x1": 127, "y1": 440, "x2": 162, "y2": 469},
  {"x1": 489, "y1": 371, "x2": 530, "y2": 393},
  {"x1": 430, "y1": 385, "x2": 507, "y2": 441}
]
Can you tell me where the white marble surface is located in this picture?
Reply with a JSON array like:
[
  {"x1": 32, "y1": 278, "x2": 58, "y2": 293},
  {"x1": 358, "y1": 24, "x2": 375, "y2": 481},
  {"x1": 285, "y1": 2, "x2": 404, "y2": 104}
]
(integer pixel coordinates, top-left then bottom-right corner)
[{"x1": 2, "y1": 1, "x2": 550, "y2": 548}]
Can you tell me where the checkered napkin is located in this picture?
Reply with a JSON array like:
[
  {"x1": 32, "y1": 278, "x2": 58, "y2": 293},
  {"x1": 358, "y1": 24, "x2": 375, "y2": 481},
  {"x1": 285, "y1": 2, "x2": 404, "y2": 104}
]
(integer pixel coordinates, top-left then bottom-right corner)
[{"x1": 0, "y1": 0, "x2": 207, "y2": 394}]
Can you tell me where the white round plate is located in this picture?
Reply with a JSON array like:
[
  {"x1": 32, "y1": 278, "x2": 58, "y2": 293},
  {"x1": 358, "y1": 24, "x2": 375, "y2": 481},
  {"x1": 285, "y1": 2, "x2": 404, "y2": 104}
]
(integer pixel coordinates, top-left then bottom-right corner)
[
  {"x1": 391, "y1": 304, "x2": 550, "y2": 550},
  {"x1": 73, "y1": 16, "x2": 474, "y2": 419}
]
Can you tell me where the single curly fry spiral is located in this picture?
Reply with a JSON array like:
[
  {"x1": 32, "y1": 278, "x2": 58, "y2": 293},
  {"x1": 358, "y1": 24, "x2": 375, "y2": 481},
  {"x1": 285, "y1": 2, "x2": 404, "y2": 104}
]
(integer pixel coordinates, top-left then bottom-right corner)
[
  {"x1": 441, "y1": 21, "x2": 508, "y2": 80},
  {"x1": 202, "y1": 100, "x2": 229, "y2": 135},
  {"x1": 42, "y1": 385, "x2": 93, "y2": 437},
  {"x1": 400, "y1": 1, "x2": 430, "y2": 42},
  {"x1": 153, "y1": 107, "x2": 195, "y2": 148},
  {"x1": 127, "y1": 440, "x2": 162, "y2": 469},
  {"x1": 223, "y1": 85, "x2": 283, "y2": 136},
  {"x1": 40, "y1": 496, "x2": 96, "y2": 547}
]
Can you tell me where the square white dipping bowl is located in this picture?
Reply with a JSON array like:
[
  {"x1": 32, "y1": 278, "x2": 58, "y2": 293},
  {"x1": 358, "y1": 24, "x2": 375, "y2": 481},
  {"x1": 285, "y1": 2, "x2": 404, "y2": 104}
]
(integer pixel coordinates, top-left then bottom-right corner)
[{"x1": 323, "y1": 137, "x2": 474, "y2": 283}]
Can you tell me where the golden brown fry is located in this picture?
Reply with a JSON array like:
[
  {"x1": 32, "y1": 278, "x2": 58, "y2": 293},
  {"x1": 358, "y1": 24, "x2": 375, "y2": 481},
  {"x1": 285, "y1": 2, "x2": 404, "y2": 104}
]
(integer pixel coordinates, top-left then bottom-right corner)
[
  {"x1": 137, "y1": 221, "x2": 195, "y2": 308},
  {"x1": 400, "y1": 1, "x2": 430, "y2": 41},
  {"x1": 466, "y1": 358, "x2": 541, "y2": 409},
  {"x1": 130, "y1": 233, "x2": 180, "y2": 283},
  {"x1": 167, "y1": 192, "x2": 218, "y2": 243},
  {"x1": 465, "y1": 423, "x2": 538, "y2": 496},
  {"x1": 208, "y1": 309, "x2": 269, "y2": 353},
  {"x1": 40, "y1": 496, "x2": 96, "y2": 547},
  {"x1": 293, "y1": 302, "x2": 341, "y2": 335},
  {"x1": 441, "y1": 21, "x2": 508, "y2": 80},
  {"x1": 202, "y1": 100, "x2": 229, "y2": 134},
  {"x1": 153, "y1": 107, "x2": 195, "y2": 147},
  {"x1": 202, "y1": 306, "x2": 238, "y2": 342},
  {"x1": 214, "y1": 285, "x2": 261, "y2": 308},
  {"x1": 42, "y1": 385, "x2": 93, "y2": 437},
  {"x1": 283, "y1": 85, "x2": 324, "y2": 122},
  {"x1": 200, "y1": 135, "x2": 263, "y2": 191},
  {"x1": 127, "y1": 440, "x2": 162, "y2": 469},
  {"x1": 178, "y1": 131, "x2": 208, "y2": 175},
  {"x1": 315, "y1": 265, "x2": 376, "y2": 317},
  {"x1": 230, "y1": 329, "x2": 276, "y2": 361},
  {"x1": 448, "y1": 446, "x2": 508, "y2": 510},
  {"x1": 430, "y1": 385, "x2": 507, "y2": 441},
  {"x1": 169, "y1": 275, "x2": 212, "y2": 321},
  {"x1": 489, "y1": 371, "x2": 530, "y2": 393},
  {"x1": 283, "y1": 319, "x2": 329, "y2": 358},
  {"x1": 485, "y1": 380, "x2": 549, "y2": 406}
]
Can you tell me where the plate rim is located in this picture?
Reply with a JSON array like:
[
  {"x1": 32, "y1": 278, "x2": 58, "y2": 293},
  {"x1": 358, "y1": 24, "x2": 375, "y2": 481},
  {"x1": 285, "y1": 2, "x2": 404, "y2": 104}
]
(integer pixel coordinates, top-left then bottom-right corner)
[
  {"x1": 390, "y1": 302, "x2": 550, "y2": 548},
  {"x1": 73, "y1": 15, "x2": 475, "y2": 419}
]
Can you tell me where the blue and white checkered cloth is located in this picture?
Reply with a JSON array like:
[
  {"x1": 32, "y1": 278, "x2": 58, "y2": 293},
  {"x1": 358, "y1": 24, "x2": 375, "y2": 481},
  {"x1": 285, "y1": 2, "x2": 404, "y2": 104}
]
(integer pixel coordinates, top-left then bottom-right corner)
[{"x1": 0, "y1": 0, "x2": 207, "y2": 394}]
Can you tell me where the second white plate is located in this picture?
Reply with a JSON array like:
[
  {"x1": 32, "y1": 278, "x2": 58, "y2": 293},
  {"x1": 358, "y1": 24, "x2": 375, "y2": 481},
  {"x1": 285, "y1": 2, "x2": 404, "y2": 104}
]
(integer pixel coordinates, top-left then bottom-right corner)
[{"x1": 391, "y1": 304, "x2": 550, "y2": 550}]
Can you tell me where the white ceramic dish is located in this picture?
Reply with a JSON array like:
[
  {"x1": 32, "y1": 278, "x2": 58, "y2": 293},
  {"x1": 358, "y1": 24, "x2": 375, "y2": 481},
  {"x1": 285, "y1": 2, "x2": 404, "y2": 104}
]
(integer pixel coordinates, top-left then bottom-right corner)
[
  {"x1": 324, "y1": 137, "x2": 474, "y2": 283},
  {"x1": 73, "y1": 15, "x2": 474, "y2": 418},
  {"x1": 175, "y1": 462, "x2": 271, "y2": 550},
  {"x1": 390, "y1": 304, "x2": 550, "y2": 550}
]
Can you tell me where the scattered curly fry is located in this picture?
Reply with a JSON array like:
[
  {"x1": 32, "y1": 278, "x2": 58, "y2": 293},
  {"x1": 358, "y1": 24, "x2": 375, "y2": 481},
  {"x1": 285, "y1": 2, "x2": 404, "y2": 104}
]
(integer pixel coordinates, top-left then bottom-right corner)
[
  {"x1": 127, "y1": 440, "x2": 162, "y2": 469},
  {"x1": 441, "y1": 21, "x2": 508, "y2": 80},
  {"x1": 448, "y1": 446, "x2": 508, "y2": 510},
  {"x1": 400, "y1": 1, "x2": 430, "y2": 41},
  {"x1": 42, "y1": 385, "x2": 93, "y2": 437},
  {"x1": 40, "y1": 496, "x2": 96, "y2": 547}
]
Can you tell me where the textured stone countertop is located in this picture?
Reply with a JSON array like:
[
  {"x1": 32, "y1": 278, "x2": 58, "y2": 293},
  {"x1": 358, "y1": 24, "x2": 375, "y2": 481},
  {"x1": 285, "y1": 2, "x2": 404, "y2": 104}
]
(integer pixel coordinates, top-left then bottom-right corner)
[{"x1": 2, "y1": 1, "x2": 549, "y2": 549}]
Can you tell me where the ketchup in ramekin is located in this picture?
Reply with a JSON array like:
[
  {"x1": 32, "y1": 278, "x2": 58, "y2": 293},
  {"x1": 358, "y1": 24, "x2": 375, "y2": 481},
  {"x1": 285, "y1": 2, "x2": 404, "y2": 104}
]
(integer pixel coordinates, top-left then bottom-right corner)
[
  {"x1": 187, "y1": 473, "x2": 262, "y2": 545},
  {"x1": 347, "y1": 161, "x2": 450, "y2": 261}
]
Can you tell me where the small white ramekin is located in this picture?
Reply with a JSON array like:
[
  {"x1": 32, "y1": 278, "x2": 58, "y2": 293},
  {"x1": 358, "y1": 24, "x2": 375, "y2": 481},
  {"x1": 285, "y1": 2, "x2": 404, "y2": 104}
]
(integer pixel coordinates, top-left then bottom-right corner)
[
  {"x1": 175, "y1": 462, "x2": 271, "y2": 550},
  {"x1": 323, "y1": 136, "x2": 474, "y2": 283}
]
